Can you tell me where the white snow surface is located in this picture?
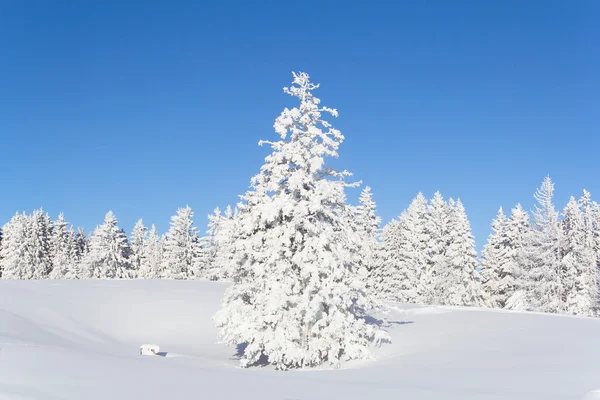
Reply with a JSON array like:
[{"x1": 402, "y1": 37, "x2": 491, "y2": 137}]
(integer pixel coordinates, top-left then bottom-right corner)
[{"x1": 1, "y1": 280, "x2": 599, "y2": 399}]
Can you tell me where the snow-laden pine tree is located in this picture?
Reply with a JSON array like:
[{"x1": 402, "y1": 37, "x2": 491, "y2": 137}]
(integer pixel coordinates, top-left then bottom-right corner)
[
  {"x1": 373, "y1": 193, "x2": 429, "y2": 302},
  {"x1": 503, "y1": 204, "x2": 534, "y2": 310},
  {"x1": 74, "y1": 227, "x2": 88, "y2": 260},
  {"x1": 138, "y1": 225, "x2": 164, "y2": 279},
  {"x1": 130, "y1": 219, "x2": 148, "y2": 278},
  {"x1": 80, "y1": 211, "x2": 131, "y2": 279},
  {"x1": 592, "y1": 201, "x2": 600, "y2": 272},
  {"x1": 27, "y1": 209, "x2": 53, "y2": 279},
  {"x1": 354, "y1": 187, "x2": 382, "y2": 275},
  {"x1": 561, "y1": 196, "x2": 597, "y2": 316},
  {"x1": 48, "y1": 213, "x2": 79, "y2": 279},
  {"x1": 203, "y1": 207, "x2": 225, "y2": 281},
  {"x1": 481, "y1": 207, "x2": 512, "y2": 308},
  {"x1": 161, "y1": 206, "x2": 200, "y2": 279},
  {"x1": 440, "y1": 199, "x2": 487, "y2": 306},
  {"x1": 214, "y1": 72, "x2": 389, "y2": 370},
  {"x1": 0, "y1": 212, "x2": 30, "y2": 279},
  {"x1": 528, "y1": 177, "x2": 563, "y2": 313},
  {"x1": 425, "y1": 191, "x2": 451, "y2": 304},
  {"x1": 212, "y1": 205, "x2": 240, "y2": 281}
]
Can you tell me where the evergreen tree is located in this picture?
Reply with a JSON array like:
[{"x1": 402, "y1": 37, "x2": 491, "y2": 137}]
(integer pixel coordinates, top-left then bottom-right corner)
[
  {"x1": 161, "y1": 206, "x2": 200, "y2": 279},
  {"x1": 214, "y1": 72, "x2": 388, "y2": 370},
  {"x1": 425, "y1": 192, "x2": 451, "y2": 304},
  {"x1": 561, "y1": 196, "x2": 597, "y2": 316},
  {"x1": 0, "y1": 212, "x2": 30, "y2": 279},
  {"x1": 441, "y1": 200, "x2": 487, "y2": 306},
  {"x1": 27, "y1": 209, "x2": 53, "y2": 278},
  {"x1": 528, "y1": 177, "x2": 563, "y2": 313},
  {"x1": 130, "y1": 219, "x2": 148, "y2": 278},
  {"x1": 48, "y1": 213, "x2": 78, "y2": 279},
  {"x1": 203, "y1": 207, "x2": 225, "y2": 281},
  {"x1": 355, "y1": 187, "x2": 382, "y2": 275},
  {"x1": 80, "y1": 211, "x2": 131, "y2": 279},
  {"x1": 74, "y1": 227, "x2": 88, "y2": 260},
  {"x1": 374, "y1": 193, "x2": 429, "y2": 302},
  {"x1": 503, "y1": 204, "x2": 534, "y2": 310},
  {"x1": 481, "y1": 207, "x2": 511, "y2": 308},
  {"x1": 138, "y1": 225, "x2": 164, "y2": 279}
]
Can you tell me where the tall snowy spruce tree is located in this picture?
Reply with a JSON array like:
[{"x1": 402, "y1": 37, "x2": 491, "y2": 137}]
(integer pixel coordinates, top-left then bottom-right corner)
[
  {"x1": 425, "y1": 192, "x2": 452, "y2": 304},
  {"x1": 528, "y1": 177, "x2": 563, "y2": 313},
  {"x1": 440, "y1": 200, "x2": 487, "y2": 306},
  {"x1": 80, "y1": 211, "x2": 131, "y2": 279},
  {"x1": 354, "y1": 187, "x2": 382, "y2": 275},
  {"x1": 481, "y1": 207, "x2": 511, "y2": 308},
  {"x1": 214, "y1": 72, "x2": 389, "y2": 370},
  {"x1": 0, "y1": 212, "x2": 30, "y2": 279},
  {"x1": 130, "y1": 219, "x2": 148, "y2": 278},
  {"x1": 503, "y1": 204, "x2": 534, "y2": 310},
  {"x1": 161, "y1": 206, "x2": 201, "y2": 279},
  {"x1": 561, "y1": 196, "x2": 597, "y2": 316},
  {"x1": 48, "y1": 213, "x2": 79, "y2": 279},
  {"x1": 138, "y1": 225, "x2": 164, "y2": 279}
]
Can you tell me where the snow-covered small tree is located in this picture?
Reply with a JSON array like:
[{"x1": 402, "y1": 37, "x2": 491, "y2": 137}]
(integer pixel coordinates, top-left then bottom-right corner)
[
  {"x1": 528, "y1": 177, "x2": 563, "y2": 313},
  {"x1": 74, "y1": 227, "x2": 88, "y2": 260},
  {"x1": 130, "y1": 219, "x2": 148, "y2": 278},
  {"x1": 503, "y1": 204, "x2": 534, "y2": 310},
  {"x1": 440, "y1": 200, "x2": 487, "y2": 306},
  {"x1": 425, "y1": 191, "x2": 451, "y2": 304},
  {"x1": 481, "y1": 207, "x2": 512, "y2": 308},
  {"x1": 354, "y1": 187, "x2": 382, "y2": 273},
  {"x1": 80, "y1": 211, "x2": 131, "y2": 279},
  {"x1": 161, "y1": 206, "x2": 200, "y2": 279},
  {"x1": 214, "y1": 72, "x2": 388, "y2": 370},
  {"x1": 138, "y1": 225, "x2": 164, "y2": 279},
  {"x1": 48, "y1": 213, "x2": 79, "y2": 279},
  {"x1": 26, "y1": 209, "x2": 53, "y2": 279},
  {"x1": 561, "y1": 196, "x2": 597, "y2": 316},
  {"x1": 0, "y1": 212, "x2": 30, "y2": 279}
]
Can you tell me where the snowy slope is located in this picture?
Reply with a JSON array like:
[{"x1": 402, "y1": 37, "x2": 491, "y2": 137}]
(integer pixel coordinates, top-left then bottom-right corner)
[{"x1": 1, "y1": 280, "x2": 599, "y2": 399}]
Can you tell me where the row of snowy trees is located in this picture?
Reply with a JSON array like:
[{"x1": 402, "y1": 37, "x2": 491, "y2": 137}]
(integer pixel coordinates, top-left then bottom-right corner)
[
  {"x1": 0, "y1": 206, "x2": 219, "y2": 280},
  {"x1": 373, "y1": 192, "x2": 485, "y2": 307},
  {"x1": 481, "y1": 178, "x2": 600, "y2": 316},
  {"x1": 375, "y1": 176, "x2": 600, "y2": 318}
]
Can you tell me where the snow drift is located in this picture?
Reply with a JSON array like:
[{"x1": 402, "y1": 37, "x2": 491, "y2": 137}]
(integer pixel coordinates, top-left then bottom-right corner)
[{"x1": 1, "y1": 280, "x2": 599, "y2": 399}]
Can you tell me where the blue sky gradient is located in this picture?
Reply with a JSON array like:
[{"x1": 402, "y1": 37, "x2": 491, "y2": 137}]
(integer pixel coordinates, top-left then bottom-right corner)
[{"x1": 1, "y1": 1, "x2": 598, "y2": 249}]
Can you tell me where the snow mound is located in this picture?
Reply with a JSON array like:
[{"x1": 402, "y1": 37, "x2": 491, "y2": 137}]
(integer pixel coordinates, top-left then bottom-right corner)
[{"x1": 1, "y1": 280, "x2": 600, "y2": 399}]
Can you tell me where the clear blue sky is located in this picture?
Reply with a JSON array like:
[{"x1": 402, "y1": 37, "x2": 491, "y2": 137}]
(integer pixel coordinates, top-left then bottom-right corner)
[{"x1": 1, "y1": 1, "x2": 598, "y2": 250}]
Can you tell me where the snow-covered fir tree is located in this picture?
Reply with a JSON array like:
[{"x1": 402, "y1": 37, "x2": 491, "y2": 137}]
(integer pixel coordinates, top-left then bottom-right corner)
[
  {"x1": 354, "y1": 187, "x2": 382, "y2": 275},
  {"x1": 374, "y1": 193, "x2": 429, "y2": 302},
  {"x1": 0, "y1": 212, "x2": 30, "y2": 279},
  {"x1": 80, "y1": 211, "x2": 131, "y2": 279},
  {"x1": 425, "y1": 192, "x2": 452, "y2": 304},
  {"x1": 203, "y1": 207, "x2": 225, "y2": 281},
  {"x1": 503, "y1": 204, "x2": 534, "y2": 311},
  {"x1": 440, "y1": 199, "x2": 487, "y2": 306},
  {"x1": 161, "y1": 206, "x2": 200, "y2": 279},
  {"x1": 48, "y1": 213, "x2": 79, "y2": 279},
  {"x1": 481, "y1": 207, "x2": 512, "y2": 308},
  {"x1": 74, "y1": 227, "x2": 88, "y2": 259},
  {"x1": 561, "y1": 196, "x2": 597, "y2": 316},
  {"x1": 130, "y1": 219, "x2": 148, "y2": 278},
  {"x1": 138, "y1": 225, "x2": 164, "y2": 279},
  {"x1": 528, "y1": 177, "x2": 563, "y2": 313},
  {"x1": 214, "y1": 72, "x2": 389, "y2": 370},
  {"x1": 27, "y1": 209, "x2": 53, "y2": 279}
]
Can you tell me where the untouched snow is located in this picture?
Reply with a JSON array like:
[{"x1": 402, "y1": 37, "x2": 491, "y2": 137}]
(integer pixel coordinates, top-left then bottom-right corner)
[{"x1": 1, "y1": 281, "x2": 599, "y2": 399}]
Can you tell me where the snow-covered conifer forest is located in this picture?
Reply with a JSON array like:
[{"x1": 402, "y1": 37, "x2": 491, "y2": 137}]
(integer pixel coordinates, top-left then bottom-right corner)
[{"x1": 2, "y1": 73, "x2": 600, "y2": 370}]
